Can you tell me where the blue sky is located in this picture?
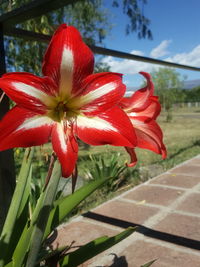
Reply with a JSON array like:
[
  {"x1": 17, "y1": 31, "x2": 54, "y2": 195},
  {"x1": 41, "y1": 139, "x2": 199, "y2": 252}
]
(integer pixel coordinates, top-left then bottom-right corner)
[{"x1": 100, "y1": 0, "x2": 200, "y2": 89}]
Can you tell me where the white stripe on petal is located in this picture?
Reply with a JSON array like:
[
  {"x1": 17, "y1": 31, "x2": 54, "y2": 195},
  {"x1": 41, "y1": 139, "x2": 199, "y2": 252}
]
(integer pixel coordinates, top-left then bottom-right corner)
[
  {"x1": 126, "y1": 95, "x2": 150, "y2": 112},
  {"x1": 59, "y1": 47, "x2": 74, "y2": 97},
  {"x1": 16, "y1": 116, "x2": 53, "y2": 131},
  {"x1": 128, "y1": 112, "x2": 137, "y2": 117},
  {"x1": 55, "y1": 123, "x2": 67, "y2": 152},
  {"x1": 77, "y1": 115, "x2": 117, "y2": 132},
  {"x1": 80, "y1": 82, "x2": 117, "y2": 105},
  {"x1": 13, "y1": 82, "x2": 49, "y2": 102},
  {"x1": 130, "y1": 118, "x2": 160, "y2": 143},
  {"x1": 130, "y1": 118, "x2": 145, "y2": 129}
]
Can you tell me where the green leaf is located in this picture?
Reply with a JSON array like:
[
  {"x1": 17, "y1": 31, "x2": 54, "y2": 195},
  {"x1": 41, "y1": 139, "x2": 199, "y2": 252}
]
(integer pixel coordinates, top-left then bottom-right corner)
[
  {"x1": 37, "y1": 245, "x2": 69, "y2": 264},
  {"x1": 44, "y1": 175, "x2": 116, "y2": 240},
  {"x1": 4, "y1": 262, "x2": 13, "y2": 267},
  {"x1": 13, "y1": 160, "x2": 61, "y2": 267},
  {"x1": 25, "y1": 160, "x2": 61, "y2": 267},
  {"x1": 60, "y1": 227, "x2": 136, "y2": 267},
  {"x1": 0, "y1": 148, "x2": 34, "y2": 266},
  {"x1": 12, "y1": 192, "x2": 46, "y2": 267},
  {"x1": 7, "y1": 165, "x2": 32, "y2": 257},
  {"x1": 140, "y1": 259, "x2": 157, "y2": 267},
  {"x1": 17, "y1": 164, "x2": 32, "y2": 217}
]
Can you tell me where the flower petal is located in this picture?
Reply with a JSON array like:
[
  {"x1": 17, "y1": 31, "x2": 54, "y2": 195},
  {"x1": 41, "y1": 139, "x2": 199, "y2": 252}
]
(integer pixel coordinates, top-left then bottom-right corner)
[
  {"x1": 51, "y1": 123, "x2": 78, "y2": 178},
  {"x1": 129, "y1": 96, "x2": 161, "y2": 120},
  {"x1": 76, "y1": 106, "x2": 137, "y2": 147},
  {"x1": 79, "y1": 72, "x2": 126, "y2": 116},
  {"x1": 0, "y1": 72, "x2": 56, "y2": 114},
  {"x1": 120, "y1": 72, "x2": 154, "y2": 112},
  {"x1": 124, "y1": 147, "x2": 137, "y2": 167},
  {"x1": 130, "y1": 117, "x2": 167, "y2": 158},
  {"x1": 0, "y1": 106, "x2": 54, "y2": 151},
  {"x1": 42, "y1": 24, "x2": 94, "y2": 97}
]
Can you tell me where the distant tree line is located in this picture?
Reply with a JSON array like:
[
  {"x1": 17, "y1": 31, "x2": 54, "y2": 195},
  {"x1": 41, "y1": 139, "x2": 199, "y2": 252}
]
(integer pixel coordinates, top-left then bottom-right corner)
[
  {"x1": 182, "y1": 86, "x2": 200, "y2": 103},
  {"x1": 150, "y1": 68, "x2": 200, "y2": 122}
]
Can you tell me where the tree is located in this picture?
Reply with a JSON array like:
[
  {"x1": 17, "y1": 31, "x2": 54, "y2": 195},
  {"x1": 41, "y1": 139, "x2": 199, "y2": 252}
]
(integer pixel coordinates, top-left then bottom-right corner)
[
  {"x1": 112, "y1": 0, "x2": 152, "y2": 39},
  {"x1": 151, "y1": 68, "x2": 186, "y2": 122},
  {"x1": 1, "y1": 0, "x2": 152, "y2": 74},
  {"x1": 183, "y1": 86, "x2": 200, "y2": 103}
]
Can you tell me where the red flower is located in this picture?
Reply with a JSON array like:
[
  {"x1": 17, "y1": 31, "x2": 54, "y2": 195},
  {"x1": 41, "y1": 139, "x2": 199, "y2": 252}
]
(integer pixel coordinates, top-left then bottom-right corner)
[
  {"x1": 0, "y1": 24, "x2": 136, "y2": 177},
  {"x1": 119, "y1": 72, "x2": 167, "y2": 167}
]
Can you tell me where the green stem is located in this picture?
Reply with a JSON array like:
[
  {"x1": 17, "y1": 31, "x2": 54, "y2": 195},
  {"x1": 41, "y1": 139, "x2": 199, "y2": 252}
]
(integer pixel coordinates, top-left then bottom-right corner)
[
  {"x1": 25, "y1": 157, "x2": 61, "y2": 267},
  {"x1": 0, "y1": 148, "x2": 34, "y2": 266}
]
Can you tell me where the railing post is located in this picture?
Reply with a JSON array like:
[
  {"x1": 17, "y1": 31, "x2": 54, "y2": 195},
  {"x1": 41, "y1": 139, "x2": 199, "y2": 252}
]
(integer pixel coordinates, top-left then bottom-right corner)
[{"x1": 0, "y1": 23, "x2": 16, "y2": 232}]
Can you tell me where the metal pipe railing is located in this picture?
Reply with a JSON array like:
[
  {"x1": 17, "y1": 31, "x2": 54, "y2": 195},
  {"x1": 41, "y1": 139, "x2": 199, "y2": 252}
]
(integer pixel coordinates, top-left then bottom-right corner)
[
  {"x1": 4, "y1": 27, "x2": 200, "y2": 72},
  {"x1": 0, "y1": 0, "x2": 199, "y2": 72}
]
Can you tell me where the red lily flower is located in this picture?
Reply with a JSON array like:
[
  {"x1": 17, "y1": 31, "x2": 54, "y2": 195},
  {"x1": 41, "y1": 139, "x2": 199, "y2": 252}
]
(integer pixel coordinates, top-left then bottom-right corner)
[
  {"x1": 0, "y1": 24, "x2": 137, "y2": 178},
  {"x1": 119, "y1": 72, "x2": 167, "y2": 167}
]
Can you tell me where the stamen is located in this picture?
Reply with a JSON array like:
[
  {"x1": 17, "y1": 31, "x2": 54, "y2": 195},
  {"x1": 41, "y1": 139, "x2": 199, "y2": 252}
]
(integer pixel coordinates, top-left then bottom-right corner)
[{"x1": 47, "y1": 96, "x2": 80, "y2": 123}]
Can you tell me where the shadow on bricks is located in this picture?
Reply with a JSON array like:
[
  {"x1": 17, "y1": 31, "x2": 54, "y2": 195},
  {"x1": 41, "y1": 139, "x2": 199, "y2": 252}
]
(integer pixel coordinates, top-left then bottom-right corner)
[
  {"x1": 83, "y1": 211, "x2": 200, "y2": 251},
  {"x1": 95, "y1": 253, "x2": 128, "y2": 267}
]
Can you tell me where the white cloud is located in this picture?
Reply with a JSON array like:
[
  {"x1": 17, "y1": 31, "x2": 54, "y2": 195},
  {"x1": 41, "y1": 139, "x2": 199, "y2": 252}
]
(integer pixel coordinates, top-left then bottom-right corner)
[
  {"x1": 101, "y1": 42, "x2": 200, "y2": 84},
  {"x1": 101, "y1": 54, "x2": 159, "y2": 75},
  {"x1": 130, "y1": 50, "x2": 144, "y2": 56},
  {"x1": 166, "y1": 45, "x2": 200, "y2": 66},
  {"x1": 150, "y1": 40, "x2": 172, "y2": 58}
]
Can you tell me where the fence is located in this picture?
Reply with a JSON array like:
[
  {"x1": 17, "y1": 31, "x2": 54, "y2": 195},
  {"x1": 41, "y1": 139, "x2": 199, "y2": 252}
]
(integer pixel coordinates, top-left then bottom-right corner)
[{"x1": 174, "y1": 102, "x2": 200, "y2": 108}]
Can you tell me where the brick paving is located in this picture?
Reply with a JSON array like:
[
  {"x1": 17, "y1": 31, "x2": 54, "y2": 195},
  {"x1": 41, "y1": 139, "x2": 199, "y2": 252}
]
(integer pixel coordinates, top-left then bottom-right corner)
[{"x1": 53, "y1": 155, "x2": 200, "y2": 267}]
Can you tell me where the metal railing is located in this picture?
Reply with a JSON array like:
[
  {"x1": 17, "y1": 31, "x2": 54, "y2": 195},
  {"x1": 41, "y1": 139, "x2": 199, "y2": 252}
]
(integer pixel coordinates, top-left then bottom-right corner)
[{"x1": 0, "y1": 0, "x2": 200, "y2": 72}]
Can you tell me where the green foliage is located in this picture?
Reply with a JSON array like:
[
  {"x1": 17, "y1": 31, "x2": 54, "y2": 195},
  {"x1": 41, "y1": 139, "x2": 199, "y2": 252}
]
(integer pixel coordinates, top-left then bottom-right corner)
[
  {"x1": 14, "y1": 147, "x2": 50, "y2": 211},
  {"x1": 0, "y1": 148, "x2": 33, "y2": 266},
  {"x1": 151, "y1": 68, "x2": 184, "y2": 91},
  {"x1": 83, "y1": 153, "x2": 127, "y2": 191},
  {"x1": 44, "y1": 173, "x2": 121, "y2": 240},
  {"x1": 2, "y1": 0, "x2": 110, "y2": 74},
  {"x1": 151, "y1": 68, "x2": 186, "y2": 121},
  {"x1": 84, "y1": 153, "x2": 125, "y2": 179},
  {"x1": 25, "y1": 160, "x2": 62, "y2": 267},
  {"x1": 113, "y1": 0, "x2": 152, "y2": 39},
  {"x1": 183, "y1": 86, "x2": 200, "y2": 102},
  {"x1": 71, "y1": 153, "x2": 141, "y2": 214}
]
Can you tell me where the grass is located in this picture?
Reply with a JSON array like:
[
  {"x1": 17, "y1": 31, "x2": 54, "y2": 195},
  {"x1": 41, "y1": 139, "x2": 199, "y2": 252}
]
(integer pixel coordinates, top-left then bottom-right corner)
[
  {"x1": 68, "y1": 106, "x2": 200, "y2": 215},
  {"x1": 78, "y1": 106, "x2": 200, "y2": 177},
  {"x1": 159, "y1": 107, "x2": 200, "y2": 167},
  {"x1": 14, "y1": 106, "x2": 200, "y2": 214}
]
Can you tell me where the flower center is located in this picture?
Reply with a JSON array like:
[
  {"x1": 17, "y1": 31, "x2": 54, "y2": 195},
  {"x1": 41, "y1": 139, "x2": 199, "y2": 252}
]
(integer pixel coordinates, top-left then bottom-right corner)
[{"x1": 47, "y1": 97, "x2": 80, "y2": 122}]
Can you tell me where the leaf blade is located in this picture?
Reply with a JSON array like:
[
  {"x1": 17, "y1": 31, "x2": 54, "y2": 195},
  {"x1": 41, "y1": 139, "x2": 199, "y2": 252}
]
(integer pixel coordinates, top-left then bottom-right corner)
[
  {"x1": 0, "y1": 148, "x2": 34, "y2": 265},
  {"x1": 44, "y1": 175, "x2": 116, "y2": 239},
  {"x1": 60, "y1": 227, "x2": 136, "y2": 267},
  {"x1": 140, "y1": 259, "x2": 157, "y2": 267}
]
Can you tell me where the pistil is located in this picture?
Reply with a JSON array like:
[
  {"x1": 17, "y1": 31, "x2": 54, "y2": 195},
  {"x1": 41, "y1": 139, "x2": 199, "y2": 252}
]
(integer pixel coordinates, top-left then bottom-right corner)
[{"x1": 47, "y1": 98, "x2": 80, "y2": 122}]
